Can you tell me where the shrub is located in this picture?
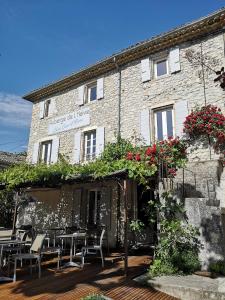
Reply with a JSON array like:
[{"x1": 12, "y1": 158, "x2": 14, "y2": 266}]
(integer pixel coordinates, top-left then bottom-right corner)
[
  {"x1": 209, "y1": 261, "x2": 225, "y2": 275},
  {"x1": 149, "y1": 219, "x2": 201, "y2": 277}
]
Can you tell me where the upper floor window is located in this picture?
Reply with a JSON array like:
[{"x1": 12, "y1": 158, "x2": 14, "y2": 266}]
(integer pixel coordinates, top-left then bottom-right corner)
[
  {"x1": 154, "y1": 107, "x2": 174, "y2": 141},
  {"x1": 84, "y1": 130, "x2": 96, "y2": 161},
  {"x1": 85, "y1": 82, "x2": 97, "y2": 103},
  {"x1": 44, "y1": 100, "x2": 51, "y2": 118},
  {"x1": 39, "y1": 140, "x2": 52, "y2": 164},
  {"x1": 155, "y1": 59, "x2": 169, "y2": 78}
]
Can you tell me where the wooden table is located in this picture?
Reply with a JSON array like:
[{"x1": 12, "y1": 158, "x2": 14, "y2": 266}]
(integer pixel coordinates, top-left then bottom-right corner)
[{"x1": 57, "y1": 232, "x2": 87, "y2": 268}]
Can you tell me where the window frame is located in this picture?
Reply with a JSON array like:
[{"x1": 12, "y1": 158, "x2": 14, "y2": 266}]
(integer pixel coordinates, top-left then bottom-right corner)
[
  {"x1": 44, "y1": 100, "x2": 51, "y2": 118},
  {"x1": 153, "y1": 106, "x2": 174, "y2": 141},
  {"x1": 85, "y1": 81, "x2": 97, "y2": 103},
  {"x1": 83, "y1": 130, "x2": 97, "y2": 161},
  {"x1": 39, "y1": 140, "x2": 52, "y2": 165},
  {"x1": 154, "y1": 58, "x2": 169, "y2": 78}
]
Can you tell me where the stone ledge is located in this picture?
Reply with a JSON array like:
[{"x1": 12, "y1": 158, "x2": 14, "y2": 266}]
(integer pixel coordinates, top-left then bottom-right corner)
[{"x1": 134, "y1": 273, "x2": 225, "y2": 300}]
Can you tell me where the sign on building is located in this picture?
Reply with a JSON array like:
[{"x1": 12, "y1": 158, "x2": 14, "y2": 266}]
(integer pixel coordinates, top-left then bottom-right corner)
[{"x1": 48, "y1": 108, "x2": 90, "y2": 135}]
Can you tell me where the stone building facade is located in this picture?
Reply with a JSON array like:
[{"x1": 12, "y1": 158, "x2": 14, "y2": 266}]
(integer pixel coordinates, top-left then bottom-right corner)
[{"x1": 22, "y1": 8, "x2": 225, "y2": 266}]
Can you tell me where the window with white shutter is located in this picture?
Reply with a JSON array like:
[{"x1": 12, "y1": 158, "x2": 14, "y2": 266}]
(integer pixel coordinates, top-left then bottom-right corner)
[
  {"x1": 140, "y1": 109, "x2": 151, "y2": 145},
  {"x1": 141, "y1": 58, "x2": 151, "y2": 82},
  {"x1": 154, "y1": 58, "x2": 169, "y2": 78},
  {"x1": 39, "y1": 140, "x2": 52, "y2": 164},
  {"x1": 83, "y1": 130, "x2": 96, "y2": 161},
  {"x1": 169, "y1": 47, "x2": 181, "y2": 73},
  {"x1": 154, "y1": 106, "x2": 174, "y2": 141},
  {"x1": 97, "y1": 78, "x2": 104, "y2": 99},
  {"x1": 175, "y1": 100, "x2": 188, "y2": 137}
]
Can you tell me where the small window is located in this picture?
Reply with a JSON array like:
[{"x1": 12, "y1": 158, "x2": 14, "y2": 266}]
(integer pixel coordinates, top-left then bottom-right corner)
[
  {"x1": 44, "y1": 100, "x2": 51, "y2": 118},
  {"x1": 85, "y1": 82, "x2": 97, "y2": 103},
  {"x1": 87, "y1": 190, "x2": 101, "y2": 226},
  {"x1": 39, "y1": 140, "x2": 52, "y2": 164},
  {"x1": 154, "y1": 107, "x2": 174, "y2": 141},
  {"x1": 155, "y1": 59, "x2": 168, "y2": 78},
  {"x1": 84, "y1": 130, "x2": 96, "y2": 161}
]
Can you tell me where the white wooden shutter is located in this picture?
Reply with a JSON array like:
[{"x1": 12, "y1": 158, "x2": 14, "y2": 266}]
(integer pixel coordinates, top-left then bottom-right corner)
[
  {"x1": 96, "y1": 127, "x2": 105, "y2": 157},
  {"x1": 77, "y1": 85, "x2": 85, "y2": 106},
  {"x1": 32, "y1": 142, "x2": 39, "y2": 164},
  {"x1": 140, "y1": 109, "x2": 151, "y2": 145},
  {"x1": 175, "y1": 100, "x2": 188, "y2": 137},
  {"x1": 39, "y1": 102, "x2": 45, "y2": 119},
  {"x1": 169, "y1": 47, "x2": 181, "y2": 73},
  {"x1": 97, "y1": 78, "x2": 104, "y2": 99},
  {"x1": 48, "y1": 99, "x2": 57, "y2": 116},
  {"x1": 73, "y1": 131, "x2": 81, "y2": 164},
  {"x1": 50, "y1": 137, "x2": 60, "y2": 164},
  {"x1": 141, "y1": 58, "x2": 151, "y2": 82}
]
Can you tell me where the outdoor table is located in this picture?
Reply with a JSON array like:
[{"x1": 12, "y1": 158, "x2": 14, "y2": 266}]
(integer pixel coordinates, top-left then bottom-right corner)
[
  {"x1": 0, "y1": 240, "x2": 26, "y2": 283},
  {"x1": 48, "y1": 227, "x2": 65, "y2": 247},
  {"x1": 57, "y1": 232, "x2": 87, "y2": 268}
]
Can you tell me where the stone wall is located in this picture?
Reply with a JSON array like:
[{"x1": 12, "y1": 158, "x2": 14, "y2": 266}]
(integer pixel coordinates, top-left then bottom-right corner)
[{"x1": 27, "y1": 32, "x2": 225, "y2": 163}]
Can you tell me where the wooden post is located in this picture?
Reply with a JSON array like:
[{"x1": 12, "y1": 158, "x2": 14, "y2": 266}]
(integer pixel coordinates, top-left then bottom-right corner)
[
  {"x1": 12, "y1": 191, "x2": 19, "y2": 234},
  {"x1": 123, "y1": 179, "x2": 128, "y2": 277}
]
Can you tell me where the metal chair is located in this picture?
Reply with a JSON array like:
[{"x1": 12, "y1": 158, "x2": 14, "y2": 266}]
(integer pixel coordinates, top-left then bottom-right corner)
[
  {"x1": 0, "y1": 229, "x2": 13, "y2": 241},
  {"x1": 81, "y1": 229, "x2": 105, "y2": 267},
  {"x1": 9, "y1": 233, "x2": 46, "y2": 282}
]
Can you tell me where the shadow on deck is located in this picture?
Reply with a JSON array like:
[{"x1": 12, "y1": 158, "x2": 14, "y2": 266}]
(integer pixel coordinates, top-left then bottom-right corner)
[{"x1": 0, "y1": 254, "x2": 177, "y2": 300}]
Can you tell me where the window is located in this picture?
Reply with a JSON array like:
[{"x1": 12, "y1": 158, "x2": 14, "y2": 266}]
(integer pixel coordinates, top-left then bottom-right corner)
[
  {"x1": 87, "y1": 190, "x2": 101, "y2": 226},
  {"x1": 44, "y1": 100, "x2": 51, "y2": 117},
  {"x1": 154, "y1": 107, "x2": 174, "y2": 141},
  {"x1": 84, "y1": 130, "x2": 96, "y2": 161},
  {"x1": 85, "y1": 82, "x2": 97, "y2": 103},
  {"x1": 39, "y1": 140, "x2": 52, "y2": 164},
  {"x1": 155, "y1": 59, "x2": 168, "y2": 78}
]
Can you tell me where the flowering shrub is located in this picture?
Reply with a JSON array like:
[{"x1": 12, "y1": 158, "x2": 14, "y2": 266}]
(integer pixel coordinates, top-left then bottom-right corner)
[
  {"x1": 183, "y1": 105, "x2": 225, "y2": 158},
  {"x1": 126, "y1": 137, "x2": 187, "y2": 177}
]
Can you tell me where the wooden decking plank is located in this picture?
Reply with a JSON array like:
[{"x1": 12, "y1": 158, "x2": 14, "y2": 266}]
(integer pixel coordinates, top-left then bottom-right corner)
[{"x1": 0, "y1": 255, "x2": 177, "y2": 300}]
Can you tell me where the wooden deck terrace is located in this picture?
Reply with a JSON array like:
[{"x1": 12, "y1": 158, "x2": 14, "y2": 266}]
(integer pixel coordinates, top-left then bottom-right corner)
[{"x1": 0, "y1": 254, "x2": 178, "y2": 300}]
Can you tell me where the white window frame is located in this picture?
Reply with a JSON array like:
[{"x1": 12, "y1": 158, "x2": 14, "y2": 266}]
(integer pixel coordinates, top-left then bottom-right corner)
[
  {"x1": 85, "y1": 81, "x2": 97, "y2": 103},
  {"x1": 154, "y1": 58, "x2": 169, "y2": 78},
  {"x1": 87, "y1": 189, "x2": 101, "y2": 226},
  {"x1": 39, "y1": 140, "x2": 52, "y2": 164},
  {"x1": 83, "y1": 130, "x2": 96, "y2": 161},
  {"x1": 153, "y1": 106, "x2": 174, "y2": 141}
]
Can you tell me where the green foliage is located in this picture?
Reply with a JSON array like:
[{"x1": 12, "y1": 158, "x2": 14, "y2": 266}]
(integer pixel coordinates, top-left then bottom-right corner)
[
  {"x1": 130, "y1": 219, "x2": 145, "y2": 233},
  {"x1": 101, "y1": 137, "x2": 136, "y2": 162},
  {"x1": 149, "y1": 192, "x2": 201, "y2": 278},
  {"x1": 81, "y1": 294, "x2": 106, "y2": 300},
  {"x1": 0, "y1": 139, "x2": 158, "y2": 190},
  {"x1": 149, "y1": 259, "x2": 178, "y2": 277},
  {"x1": 0, "y1": 190, "x2": 14, "y2": 228},
  {"x1": 209, "y1": 260, "x2": 225, "y2": 275}
]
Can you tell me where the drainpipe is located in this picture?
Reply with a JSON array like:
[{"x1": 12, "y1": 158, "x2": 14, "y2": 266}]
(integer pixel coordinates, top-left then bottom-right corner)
[{"x1": 113, "y1": 56, "x2": 121, "y2": 138}]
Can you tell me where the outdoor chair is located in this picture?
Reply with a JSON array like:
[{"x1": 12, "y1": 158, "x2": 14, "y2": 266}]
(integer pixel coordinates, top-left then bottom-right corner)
[
  {"x1": 81, "y1": 228, "x2": 105, "y2": 267},
  {"x1": 0, "y1": 229, "x2": 13, "y2": 241},
  {"x1": 9, "y1": 233, "x2": 46, "y2": 282}
]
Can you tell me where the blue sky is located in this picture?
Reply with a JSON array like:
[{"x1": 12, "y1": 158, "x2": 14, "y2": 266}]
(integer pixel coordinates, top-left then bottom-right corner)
[{"x1": 0, "y1": 0, "x2": 224, "y2": 152}]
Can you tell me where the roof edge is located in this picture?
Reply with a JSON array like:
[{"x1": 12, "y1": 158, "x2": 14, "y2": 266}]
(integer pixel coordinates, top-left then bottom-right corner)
[{"x1": 23, "y1": 7, "x2": 225, "y2": 102}]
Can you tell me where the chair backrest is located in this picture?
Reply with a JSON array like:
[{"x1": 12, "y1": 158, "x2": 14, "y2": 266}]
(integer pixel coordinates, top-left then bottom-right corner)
[
  {"x1": 30, "y1": 234, "x2": 46, "y2": 253},
  {"x1": 0, "y1": 229, "x2": 13, "y2": 241},
  {"x1": 99, "y1": 229, "x2": 105, "y2": 247}
]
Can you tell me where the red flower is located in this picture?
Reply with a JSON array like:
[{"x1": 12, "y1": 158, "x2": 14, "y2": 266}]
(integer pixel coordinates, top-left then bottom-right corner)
[
  {"x1": 127, "y1": 152, "x2": 133, "y2": 160},
  {"x1": 135, "y1": 153, "x2": 141, "y2": 161}
]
